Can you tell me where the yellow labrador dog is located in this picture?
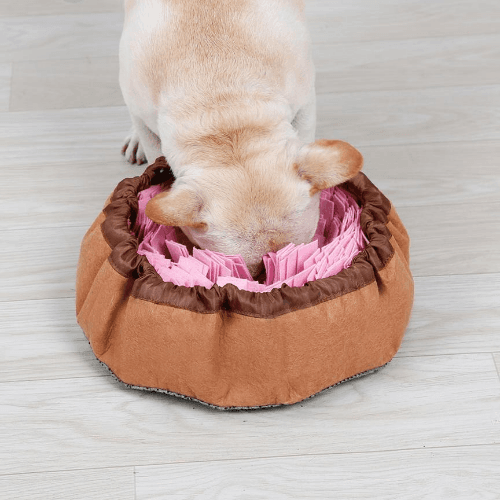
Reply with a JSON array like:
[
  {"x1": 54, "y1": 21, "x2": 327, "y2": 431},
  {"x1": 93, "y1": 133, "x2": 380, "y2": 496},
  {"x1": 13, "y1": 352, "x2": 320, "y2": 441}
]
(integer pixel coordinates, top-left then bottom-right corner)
[{"x1": 119, "y1": 0, "x2": 363, "y2": 277}]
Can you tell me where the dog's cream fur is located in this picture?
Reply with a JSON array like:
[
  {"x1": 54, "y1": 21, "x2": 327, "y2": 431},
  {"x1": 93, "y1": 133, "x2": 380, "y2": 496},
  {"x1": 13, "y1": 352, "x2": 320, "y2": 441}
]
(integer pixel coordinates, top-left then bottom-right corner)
[{"x1": 119, "y1": 0, "x2": 363, "y2": 277}]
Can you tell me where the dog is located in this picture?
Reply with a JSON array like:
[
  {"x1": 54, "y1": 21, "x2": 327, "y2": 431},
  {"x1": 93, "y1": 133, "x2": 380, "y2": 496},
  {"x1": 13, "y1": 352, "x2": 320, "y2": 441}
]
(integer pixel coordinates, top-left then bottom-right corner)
[{"x1": 119, "y1": 0, "x2": 363, "y2": 278}]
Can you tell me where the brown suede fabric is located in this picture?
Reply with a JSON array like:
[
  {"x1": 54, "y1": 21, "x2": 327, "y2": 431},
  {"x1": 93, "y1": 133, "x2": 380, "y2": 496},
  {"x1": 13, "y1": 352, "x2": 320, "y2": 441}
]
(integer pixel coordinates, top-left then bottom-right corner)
[{"x1": 76, "y1": 158, "x2": 414, "y2": 409}]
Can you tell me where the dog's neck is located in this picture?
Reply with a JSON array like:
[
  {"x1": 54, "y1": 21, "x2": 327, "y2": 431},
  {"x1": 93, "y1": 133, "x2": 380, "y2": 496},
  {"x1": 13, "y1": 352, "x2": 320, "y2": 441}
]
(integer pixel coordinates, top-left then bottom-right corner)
[{"x1": 157, "y1": 92, "x2": 300, "y2": 176}]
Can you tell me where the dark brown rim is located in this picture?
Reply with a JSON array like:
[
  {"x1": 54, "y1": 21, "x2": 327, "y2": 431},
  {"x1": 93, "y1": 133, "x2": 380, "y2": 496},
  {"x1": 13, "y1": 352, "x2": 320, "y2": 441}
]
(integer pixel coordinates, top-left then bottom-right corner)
[{"x1": 101, "y1": 157, "x2": 394, "y2": 318}]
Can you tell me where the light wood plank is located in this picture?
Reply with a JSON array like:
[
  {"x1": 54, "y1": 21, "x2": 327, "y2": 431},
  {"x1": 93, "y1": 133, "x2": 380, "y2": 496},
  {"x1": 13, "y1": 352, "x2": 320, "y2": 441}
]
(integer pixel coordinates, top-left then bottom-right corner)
[
  {"x1": 1, "y1": 201, "x2": 496, "y2": 298},
  {"x1": 493, "y1": 354, "x2": 500, "y2": 383},
  {"x1": 361, "y1": 141, "x2": 500, "y2": 208},
  {"x1": 0, "y1": 137, "x2": 497, "y2": 232},
  {"x1": 0, "y1": 139, "x2": 498, "y2": 233},
  {"x1": 3, "y1": 1, "x2": 500, "y2": 65},
  {"x1": 398, "y1": 274, "x2": 500, "y2": 358},
  {"x1": 314, "y1": 33, "x2": 500, "y2": 94},
  {"x1": 0, "y1": 225, "x2": 85, "y2": 302},
  {"x1": 316, "y1": 85, "x2": 500, "y2": 147},
  {"x1": 0, "y1": 13, "x2": 123, "y2": 63},
  {"x1": 0, "y1": 467, "x2": 135, "y2": 500},
  {"x1": 0, "y1": 159, "x2": 132, "y2": 230},
  {"x1": 0, "y1": 0, "x2": 122, "y2": 17},
  {"x1": 10, "y1": 57, "x2": 123, "y2": 112},
  {"x1": 0, "y1": 106, "x2": 130, "y2": 166},
  {"x1": 1, "y1": 271, "x2": 497, "y2": 382},
  {"x1": 0, "y1": 298, "x2": 104, "y2": 383},
  {"x1": 0, "y1": 63, "x2": 11, "y2": 112},
  {"x1": 4, "y1": 275, "x2": 496, "y2": 383},
  {"x1": 397, "y1": 202, "x2": 500, "y2": 277},
  {"x1": 0, "y1": 354, "x2": 498, "y2": 475},
  {"x1": 3, "y1": 277, "x2": 497, "y2": 384},
  {"x1": 305, "y1": 0, "x2": 500, "y2": 43},
  {"x1": 136, "y1": 445, "x2": 500, "y2": 500},
  {"x1": 1, "y1": 57, "x2": 498, "y2": 166},
  {"x1": 9, "y1": 32, "x2": 500, "y2": 110}
]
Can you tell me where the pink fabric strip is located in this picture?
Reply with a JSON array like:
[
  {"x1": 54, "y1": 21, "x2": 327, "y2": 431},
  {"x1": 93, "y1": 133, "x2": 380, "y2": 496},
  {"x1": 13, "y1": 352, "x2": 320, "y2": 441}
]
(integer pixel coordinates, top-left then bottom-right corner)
[{"x1": 133, "y1": 185, "x2": 367, "y2": 291}]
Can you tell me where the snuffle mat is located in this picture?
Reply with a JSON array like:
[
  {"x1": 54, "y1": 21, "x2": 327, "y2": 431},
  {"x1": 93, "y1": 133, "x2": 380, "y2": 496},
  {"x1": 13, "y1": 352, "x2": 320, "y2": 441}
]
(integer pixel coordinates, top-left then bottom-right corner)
[
  {"x1": 76, "y1": 157, "x2": 414, "y2": 409},
  {"x1": 134, "y1": 177, "x2": 368, "y2": 291}
]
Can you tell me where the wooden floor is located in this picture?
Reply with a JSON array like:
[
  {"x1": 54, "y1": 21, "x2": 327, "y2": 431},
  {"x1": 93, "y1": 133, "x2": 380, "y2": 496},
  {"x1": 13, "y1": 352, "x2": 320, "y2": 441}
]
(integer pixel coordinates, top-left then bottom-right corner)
[{"x1": 1, "y1": 1, "x2": 500, "y2": 498}]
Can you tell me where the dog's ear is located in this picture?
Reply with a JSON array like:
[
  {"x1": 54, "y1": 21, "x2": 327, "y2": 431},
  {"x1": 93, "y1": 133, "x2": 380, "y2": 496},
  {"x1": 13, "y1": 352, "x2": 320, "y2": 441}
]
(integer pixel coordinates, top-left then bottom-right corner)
[
  {"x1": 294, "y1": 139, "x2": 363, "y2": 196},
  {"x1": 145, "y1": 184, "x2": 207, "y2": 229}
]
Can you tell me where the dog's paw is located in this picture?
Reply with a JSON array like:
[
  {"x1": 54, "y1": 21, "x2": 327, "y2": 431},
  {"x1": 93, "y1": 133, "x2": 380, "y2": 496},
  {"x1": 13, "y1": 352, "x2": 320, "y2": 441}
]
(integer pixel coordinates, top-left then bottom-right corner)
[{"x1": 121, "y1": 130, "x2": 147, "y2": 165}]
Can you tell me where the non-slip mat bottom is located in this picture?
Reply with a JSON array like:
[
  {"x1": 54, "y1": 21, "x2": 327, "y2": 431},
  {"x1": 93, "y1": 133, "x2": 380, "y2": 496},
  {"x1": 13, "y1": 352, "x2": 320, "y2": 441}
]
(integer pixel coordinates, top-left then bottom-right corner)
[{"x1": 91, "y1": 339, "x2": 389, "y2": 411}]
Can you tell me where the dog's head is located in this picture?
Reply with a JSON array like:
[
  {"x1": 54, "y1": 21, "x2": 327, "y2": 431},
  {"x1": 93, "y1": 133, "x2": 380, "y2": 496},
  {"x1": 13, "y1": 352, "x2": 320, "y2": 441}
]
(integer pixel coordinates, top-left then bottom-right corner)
[{"x1": 146, "y1": 139, "x2": 363, "y2": 278}]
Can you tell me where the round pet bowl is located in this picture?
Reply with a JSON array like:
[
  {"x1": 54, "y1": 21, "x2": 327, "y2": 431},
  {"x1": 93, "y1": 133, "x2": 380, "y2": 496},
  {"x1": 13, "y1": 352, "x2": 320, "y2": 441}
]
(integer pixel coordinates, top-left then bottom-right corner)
[{"x1": 76, "y1": 157, "x2": 414, "y2": 409}]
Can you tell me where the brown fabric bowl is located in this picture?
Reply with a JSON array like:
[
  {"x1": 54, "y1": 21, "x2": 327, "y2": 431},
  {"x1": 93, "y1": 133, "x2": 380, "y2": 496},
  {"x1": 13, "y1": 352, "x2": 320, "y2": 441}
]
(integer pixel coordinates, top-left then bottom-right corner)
[{"x1": 76, "y1": 157, "x2": 414, "y2": 409}]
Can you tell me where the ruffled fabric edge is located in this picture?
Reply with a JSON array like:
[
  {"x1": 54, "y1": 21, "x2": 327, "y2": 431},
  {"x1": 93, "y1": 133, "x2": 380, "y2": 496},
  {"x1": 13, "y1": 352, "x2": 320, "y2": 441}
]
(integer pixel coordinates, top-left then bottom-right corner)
[{"x1": 101, "y1": 157, "x2": 394, "y2": 318}]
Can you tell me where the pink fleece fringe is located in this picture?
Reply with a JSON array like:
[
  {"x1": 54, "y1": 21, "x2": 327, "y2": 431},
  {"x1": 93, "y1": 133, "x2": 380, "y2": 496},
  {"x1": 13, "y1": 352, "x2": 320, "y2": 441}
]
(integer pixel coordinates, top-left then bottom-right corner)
[{"x1": 133, "y1": 185, "x2": 368, "y2": 292}]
